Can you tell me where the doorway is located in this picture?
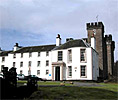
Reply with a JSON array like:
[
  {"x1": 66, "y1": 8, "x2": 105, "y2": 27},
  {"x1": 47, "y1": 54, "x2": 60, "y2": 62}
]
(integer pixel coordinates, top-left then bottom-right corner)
[{"x1": 55, "y1": 67, "x2": 60, "y2": 81}]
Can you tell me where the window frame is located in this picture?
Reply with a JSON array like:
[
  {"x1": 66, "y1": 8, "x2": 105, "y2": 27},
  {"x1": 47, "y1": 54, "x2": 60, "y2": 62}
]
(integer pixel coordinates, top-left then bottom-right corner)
[
  {"x1": 80, "y1": 49, "x2": 87, "y2": 62},
  {"x1": 21, "y1": 53, "x2": 23, "y2": 58},
  {"x1": 13, "y1": 53, "x2": 16, "y2": 58},
  {"x1": 38, "y1": 52, "x2": 40, "y2": 57},
  {"x1": 80, "y1": 65, "x2": 87, "y2": 78},
  {"x1": 37, "y1": 61, "x2": 40, "y2": 67},
  {"x1": 58, "y1": 51, "x2": 63, "y2": 61},
  {"x1": 28, "y1": 61, "x2": 31, "y2": 67},
  {"x1": 46, "y1": 60, "x2": 49, "y2": 66},
  {"x1": 37, "y1": 70, "x2": 40, "y2": 75},
  {"x1": 20, "y1": 62, "x2": 23, "y2": 67},
  {"x1": 68, "y1": 66, "x2": 72, "y2": 77},
  {"x1": 29, "y1": 52, "x2": 32, "y2": 57},
  {"x1": 13, "y1": 62, "x2": 16, "y2": 67},
  {"x1": 2, "y1": 57, "x2": 5, "y2": 62},
  {"x1": 68, "y1": 49, "x2": 72, "y2": 63},
  {"x1": 46, "y1": 70, "x2": 49, "y2": 75},
  {"x1": 46, "y1": 51, "x2": 49, "y2": 56}
]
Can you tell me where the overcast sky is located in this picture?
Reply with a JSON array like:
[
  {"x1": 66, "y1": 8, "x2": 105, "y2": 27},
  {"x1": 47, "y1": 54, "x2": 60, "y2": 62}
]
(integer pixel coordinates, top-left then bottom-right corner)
[{"x1": 0, "y1": 0, "x2": 118, "y2": 60}]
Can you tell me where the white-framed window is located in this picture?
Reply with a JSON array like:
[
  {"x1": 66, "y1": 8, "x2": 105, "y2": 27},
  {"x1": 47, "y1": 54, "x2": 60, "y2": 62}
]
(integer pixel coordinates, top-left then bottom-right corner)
[
  {"x1": 80, "y1": 65, "x2": 86, "y2": 77},
  {"x1": 20, "y1": 62, "x2": 23, "y2": 67},
  {"x1": 38, "y1": 52, "x2": 40, "y2": 57},
  {"x1": 58, "y1": 51, "x2": 63, "y2": 61},
  {"x1": 2, "y1": 57, "x2": 5, "y2": 62},
  {"x1": 37, "y1": 61, "x2": 40, "y2": 67},
  {"x1": 68, "y1": 66, "x2": 72, "y2": 77},
  {"x1": 46, "y1": 60, "x2": 49, "y2": 66},
  {"x1": 37, "y1": 70, "x2": 40, "y2": 75},
  {"x1": 80, "y1": 49, "x2": 86, "y2": 62},
  {"x1": 29, "y1": 52, "x2": 32, "y2": 57},
  {"x1": 13, "y1": 62, "x2": 16, "y2": 67},
  {"x1": 21, "y1": 53, "x2": 23, "y2": 58},
  {"x1": 46, "y1": 70, "x2": 49, "y2": 75},
  {"x1": 28, "y1": 61, "x2": 31, "y2": 67},
  {"x1": 46, "y1": 51, "x2": 49, "y2": 56},
  {"x1": 13, "y1": 53, "x2": 16, "y2": 58},
  {"x1": 68, "y1": 49, "x2": 72, "y2": 62}
]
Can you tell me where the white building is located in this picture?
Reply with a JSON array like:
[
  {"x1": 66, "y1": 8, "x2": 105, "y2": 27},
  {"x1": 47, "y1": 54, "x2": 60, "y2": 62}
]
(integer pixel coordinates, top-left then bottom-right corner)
[{"x1": 0, "y1": 34, "x2": 99, "y2": 81}]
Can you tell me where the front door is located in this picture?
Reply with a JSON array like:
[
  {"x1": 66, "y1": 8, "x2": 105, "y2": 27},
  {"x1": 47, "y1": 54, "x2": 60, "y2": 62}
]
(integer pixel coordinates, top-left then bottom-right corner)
[{"x1": 55, "y1": 67, "x2": 60, "y2": 81}]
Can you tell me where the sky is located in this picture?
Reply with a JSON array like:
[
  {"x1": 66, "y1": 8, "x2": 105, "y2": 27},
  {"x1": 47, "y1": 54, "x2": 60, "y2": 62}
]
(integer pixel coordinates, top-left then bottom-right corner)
[{"x1": 0, "y1": 0, "x2": 118, "y2": 61}]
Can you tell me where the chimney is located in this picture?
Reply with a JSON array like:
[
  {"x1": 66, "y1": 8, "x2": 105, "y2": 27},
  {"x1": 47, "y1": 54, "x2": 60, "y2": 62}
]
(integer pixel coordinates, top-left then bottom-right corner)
[
  {"x1": 91, "y1": 34, "x2": 96, "y2": 49},
  {"x1": 56, "y1": 34, "x2": 61, "y2": 46},
  {"x1": 13, "y1": 43, "x2": 19, "y2": 51}
]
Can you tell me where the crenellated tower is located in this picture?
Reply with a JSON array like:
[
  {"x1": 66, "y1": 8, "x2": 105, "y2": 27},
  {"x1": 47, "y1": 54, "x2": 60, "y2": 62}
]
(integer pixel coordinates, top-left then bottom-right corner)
[
  {"x1": 86, "y1": 22, "x2": 107, "y2": 80},
  {"x1": 105, "y1": 34, "x2": 115, "y2": 77}
]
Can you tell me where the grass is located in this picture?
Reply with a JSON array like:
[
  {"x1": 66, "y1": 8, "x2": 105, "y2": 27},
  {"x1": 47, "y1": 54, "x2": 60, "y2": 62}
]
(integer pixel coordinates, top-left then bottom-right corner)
[
  {"x1": 19, "y1": 81, "x2": 118, "y2": 100},
  {"x1": 17, "y1": 80, "x2": 74, "y2": 86}
]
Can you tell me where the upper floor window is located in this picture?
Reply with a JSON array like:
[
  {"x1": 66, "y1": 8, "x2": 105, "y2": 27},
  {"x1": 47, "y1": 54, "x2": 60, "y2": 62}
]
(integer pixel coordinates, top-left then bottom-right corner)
[
  {"x1": 29, "y1": 52, "x2": 32, "y2": 57},
  {"x1": 20, "y1": 62, "x2": 23, "y2": 67},
  {"x1": 13, "y1": 53, "x2": 16, "y2": 58},
  {"x1": 2, "y1": 57, "x2": 5, "y2": 62},
  {"x1": 46, "y1": 70, "x2": 49, "y2": 75},
  {"x1": 37, "y1": 70, "x2": 40, "y2": 75},
  {"x1": 13, "y1": 62, "x2": 16, "y2": 67},
  {"x1": 46, "y1": 60, "x2": 49, "y2": 66},
  {"x1": 68, "y1": 50, "x2": 72, "y2": 62},
  {"x1": 37, "y1": 61, "x2": 40, "y2": 67},
  {"x1": 58, "y1": 51, "x2": 63, "y2": 61},
  {"x1": 80, "y1": 65, "x2": 86, "y2": 77},
  {"x1": 80, "y1": 49, "x2": 86, "y2": 62},
  {"x1": 38, "y1": 52, "x2": 40, "y2": 57},
  {"x1": 46, "y1": 51, "x2": 49, "y2": 56},
  {"x1": 68, "y1": 66, "x2": 72, "y2": 77},
  {"x1": 21, "y1": 53, "x2": 23, "y2": 58},
  {"x1": 28, "y1": 61, "x2": 31, "y2": 67}
]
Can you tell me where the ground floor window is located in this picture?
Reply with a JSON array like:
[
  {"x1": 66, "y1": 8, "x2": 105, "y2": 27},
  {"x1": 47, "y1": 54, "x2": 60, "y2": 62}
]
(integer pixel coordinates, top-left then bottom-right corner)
[
  {"x1": 46, "y1": 70, "x2": 49, "y2": 75},
  {"x1": 37, "y1": 70, "x2": 40, "y2": 75},
  {"x1": 28, "y1": 70, "x2": 31, "y2": 75},
  {"x1": 20, "y1": 70, "x2": 23, "y2": 74},
  {"x1": 80, "y1": 65, "x2": 86, "y2": 77},
  {"x1": 68, "y1": 66, "x2": 72, "y2": 77}
]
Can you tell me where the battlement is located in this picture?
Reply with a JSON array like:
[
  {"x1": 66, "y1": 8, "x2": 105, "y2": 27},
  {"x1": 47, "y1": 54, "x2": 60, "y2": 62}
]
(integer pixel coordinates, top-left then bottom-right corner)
[
  {"x1": 86, "y1": 22, "x2": 104, "y2": 29},
  {"x1": 105, "y1": 34, "x2": 112, "y2": 42}
]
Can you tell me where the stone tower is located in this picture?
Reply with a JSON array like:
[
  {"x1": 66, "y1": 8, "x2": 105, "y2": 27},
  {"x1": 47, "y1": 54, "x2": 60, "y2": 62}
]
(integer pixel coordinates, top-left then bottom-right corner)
[
  {"x1": 86, "y1": 22, "x2": 107, "y2": 79},
  {"x1": 105, "y1": 34, "x2": 115, "y2": 77}
]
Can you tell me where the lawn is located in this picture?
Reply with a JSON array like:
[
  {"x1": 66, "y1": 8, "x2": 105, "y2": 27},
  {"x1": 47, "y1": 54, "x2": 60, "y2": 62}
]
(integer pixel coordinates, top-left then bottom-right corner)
[{"x1": 19, "y1": 81, "x2": 118, "y2": 100}]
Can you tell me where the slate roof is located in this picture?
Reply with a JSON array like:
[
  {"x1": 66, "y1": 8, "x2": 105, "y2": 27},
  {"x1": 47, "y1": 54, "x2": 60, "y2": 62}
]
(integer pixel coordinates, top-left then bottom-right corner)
[
  {"x1": 0, "y1": 51, "x2": 12, "y2": 56},
  {"x1": 53, "y1": 39, "x2": 88, "y2": 50},
  {"x1": 12, "y1": 44, "x2": 56, "y2": 53}
]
